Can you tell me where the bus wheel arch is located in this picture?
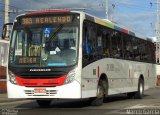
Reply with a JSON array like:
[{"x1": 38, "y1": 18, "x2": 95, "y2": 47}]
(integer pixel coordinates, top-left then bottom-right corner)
[
  {"x1": 139, "y1": 75, "x2": 144, "y2": 84},
  {"x1": 90, "y1": 73, "x2": 108, "y2": 106},
  {"x1": 99, "y1": 73, "x2": 109, "y2": 97}
]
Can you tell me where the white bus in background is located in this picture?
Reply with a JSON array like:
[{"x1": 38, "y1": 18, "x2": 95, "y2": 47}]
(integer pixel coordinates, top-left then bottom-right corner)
[
  {"x1": 2, "y1": 10, "x2": 156, "y2": 107},
  {"x1": 0, "y1": 39, "x2": 9, "y2": 93},
  {"x1": 0, "y1": 23, "x2": 11, "y2": 80},
  {"x1": 0, "y1": 39, "x2": 9, "y2": 66}
]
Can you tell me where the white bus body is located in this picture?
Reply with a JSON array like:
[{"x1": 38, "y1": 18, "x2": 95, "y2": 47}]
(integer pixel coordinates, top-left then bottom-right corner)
[{"x1": 6, "y1": 10, "x2": 156, "y2": 106}]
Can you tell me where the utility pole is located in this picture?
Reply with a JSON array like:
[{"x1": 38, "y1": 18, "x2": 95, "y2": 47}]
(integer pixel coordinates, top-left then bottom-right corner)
[
  {"x1": 5, "y1": 0, "x2": 10, "y2": 24},
  {"x1": 5, "y1": 0, "x2": 10, "y2": 39},
  {"x1": 156, "y1": 0, "x2": 160, "y2": 63},
  {"x1": 106, "y1": 0, "x2": 109, "y2": 19}
]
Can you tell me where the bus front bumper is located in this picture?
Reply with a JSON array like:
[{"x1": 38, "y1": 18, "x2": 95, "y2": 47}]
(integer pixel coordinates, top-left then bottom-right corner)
[{"x1": 7, "y1": 80, "x2": 81, "y2": 99}]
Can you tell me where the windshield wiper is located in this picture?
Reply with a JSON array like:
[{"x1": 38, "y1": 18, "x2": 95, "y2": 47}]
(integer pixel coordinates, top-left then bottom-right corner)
[{"x1": 46, "y1": 24, "x2": 64, "y2": 43}]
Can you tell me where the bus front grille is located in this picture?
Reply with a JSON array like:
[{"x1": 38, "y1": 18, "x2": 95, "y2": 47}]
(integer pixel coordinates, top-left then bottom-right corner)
[{"x1": 24, "y1": 90, "x2": 57, "y2": 96}]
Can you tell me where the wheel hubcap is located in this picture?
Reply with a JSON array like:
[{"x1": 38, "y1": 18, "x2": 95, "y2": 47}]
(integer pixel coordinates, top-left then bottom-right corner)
[
  {"x1": 140, "y1": 83, "x2": 143, "y2": 95},
  {"x1": 97, "y1": 86, "x2": 104, "y2": 98}
]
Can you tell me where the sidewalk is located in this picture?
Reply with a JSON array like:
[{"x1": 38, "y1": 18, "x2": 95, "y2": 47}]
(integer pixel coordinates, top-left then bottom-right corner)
[{"x1": 0, "y1": 93, "x2": 24, "y2": 103}]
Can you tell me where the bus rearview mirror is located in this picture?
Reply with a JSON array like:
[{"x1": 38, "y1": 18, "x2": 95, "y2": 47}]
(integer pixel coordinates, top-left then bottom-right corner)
[{"x1": 2, "y1": 23, "x2": 13, "y2": 40}]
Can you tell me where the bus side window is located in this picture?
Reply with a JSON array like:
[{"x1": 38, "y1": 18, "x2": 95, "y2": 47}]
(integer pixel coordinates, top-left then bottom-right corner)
[
  {"x1": 83, "y1": 23, "x2": 96, "y2": 55},
  {"x1": 132, "y1": 38, "x2": 141, "y2": 61},
  {"x1": 124, "y1": 35, "x2": 134, "y2": 60},
  {"x1": 82, "y1": 21, "x2": 97, "y2": 66},
  {"x1": 85, "y1": 31, "x2": 91, "y2": 55},
  {"x1": 83, "y1": 26, "x2": 91, "y2": 56},
  {"x1": 96, "y1": 26, "x2": 104, "y2": 58},
  {"x1": 110, "y1": 31, "x2": 122, "y2": 58},
  {"x1": 103, "y1": 31, "x2": 110, "y2": 57},
  {"x1": 83, "y1": 22, "x2": 91, "y2": 66}
]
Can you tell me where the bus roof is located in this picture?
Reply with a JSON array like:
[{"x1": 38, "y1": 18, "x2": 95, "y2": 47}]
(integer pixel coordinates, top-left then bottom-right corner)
[
  {"x1": 83, "y1": 12, "x2": 152, "y2": 42},
  {"x1": 15, "y1": 9, "x2": 152, "y2": 42}
]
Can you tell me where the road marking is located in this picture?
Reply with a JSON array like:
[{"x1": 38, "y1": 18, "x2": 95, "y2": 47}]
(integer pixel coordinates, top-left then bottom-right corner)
[{"x1": 125, "y1": 104, "x2": 160, "y2": 109}]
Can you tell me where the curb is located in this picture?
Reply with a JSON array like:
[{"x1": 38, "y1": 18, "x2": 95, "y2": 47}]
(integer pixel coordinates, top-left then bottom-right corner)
[
  {"x1": 0, "y1": 93, "x2": 25, "y2": 103},
  {"x1": 0, "y1": 98, "x2": 25, "y2": 103}
]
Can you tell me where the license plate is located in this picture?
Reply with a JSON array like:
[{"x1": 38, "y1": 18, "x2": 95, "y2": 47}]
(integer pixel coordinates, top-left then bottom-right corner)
[{"x1": 34, "y1": 88, "x2": 46, "y2": 94}]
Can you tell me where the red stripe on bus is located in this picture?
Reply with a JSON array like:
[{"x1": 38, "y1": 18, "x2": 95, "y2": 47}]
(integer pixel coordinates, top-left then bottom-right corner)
[
  {"x1": 16, "y1": 75, "x2": 67, "y2": 87},
  {"x1": 98, "y1": 66, "x2": 100, "y2": 78},
  {"x1": 122, "y1": 29, "x2": 128, "y2": 34},
  {"x1": 129, "y1": 69, "x2": 130, "y2": 78}
]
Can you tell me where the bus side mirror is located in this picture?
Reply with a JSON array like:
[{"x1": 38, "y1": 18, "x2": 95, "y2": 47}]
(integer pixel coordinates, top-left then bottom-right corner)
[{"x1": 2, "y1": 23, "x2": 13, "y2": 40}]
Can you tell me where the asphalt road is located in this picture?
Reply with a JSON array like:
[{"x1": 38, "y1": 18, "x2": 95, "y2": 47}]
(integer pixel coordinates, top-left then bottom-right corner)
[{"x1": 0, "y1": 87, "x2": 160, "y2": 115}]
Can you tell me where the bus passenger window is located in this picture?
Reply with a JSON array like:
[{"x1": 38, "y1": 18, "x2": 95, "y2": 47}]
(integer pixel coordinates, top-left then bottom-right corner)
[
  {"x1": 110, "y1": 31, "x2": 122, "y2": 58},
  {"x1": 103, "y1": 33, "x2": 110, "y2": 57}
]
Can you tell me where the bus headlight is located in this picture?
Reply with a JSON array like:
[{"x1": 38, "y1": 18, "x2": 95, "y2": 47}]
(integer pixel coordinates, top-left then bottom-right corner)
[
  {"x1": 8, "y1": 71, "x2": 18, "y2": 85},
  {"x1": 64, "y1": 69, "x2": 75, "y2": 84}
]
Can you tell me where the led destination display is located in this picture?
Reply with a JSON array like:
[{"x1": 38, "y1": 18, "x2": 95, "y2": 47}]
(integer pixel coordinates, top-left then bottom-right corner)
[{"x1": 21, "y1": 15, "x2": 73, "y2": 25}]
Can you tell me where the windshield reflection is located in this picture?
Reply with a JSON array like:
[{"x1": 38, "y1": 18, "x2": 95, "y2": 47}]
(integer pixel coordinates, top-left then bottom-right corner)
[{"x1": 9, "y1": 25, "x2": 79, "y2": 67}]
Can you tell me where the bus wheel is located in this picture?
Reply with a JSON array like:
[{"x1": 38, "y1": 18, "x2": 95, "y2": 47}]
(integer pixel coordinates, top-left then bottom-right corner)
[
  {"x1": 134, "y1": 78, "x2": 144, "y2": 99},
  {"x1": 36, "y1": 100, "x2": 52, "y2": 108},
  {"x1": 90, "y1": 80, "x2": 105, "y2": 106}
]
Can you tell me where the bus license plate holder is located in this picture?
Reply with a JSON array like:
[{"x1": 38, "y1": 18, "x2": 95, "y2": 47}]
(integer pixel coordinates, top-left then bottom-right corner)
[{"x1": 34, "y1": 88, "x2": 47, "y2": 94}]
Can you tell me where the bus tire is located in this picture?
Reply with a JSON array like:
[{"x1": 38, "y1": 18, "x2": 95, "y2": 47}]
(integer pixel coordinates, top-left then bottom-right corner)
[
  {"x1": 134, "y1": 78, "x2": 144, "y2": 99},
  {"x1": 36, "y1": 100, "x2": 52, "y2": 108},
  {"x1": 90, "y1": 79, "x2": 105, "y2": 106},
  {"x1": 102, "y1": 80, "x2": 108, "y2": 97}
]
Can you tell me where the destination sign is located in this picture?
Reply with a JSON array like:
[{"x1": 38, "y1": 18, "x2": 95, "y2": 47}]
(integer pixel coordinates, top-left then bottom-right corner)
[
  {"x1": 21, "y1": 15, "x2": 73, "y2": 25},
  {"x1": 16, "y1": 57, "x2": 40, "y2": 64}
]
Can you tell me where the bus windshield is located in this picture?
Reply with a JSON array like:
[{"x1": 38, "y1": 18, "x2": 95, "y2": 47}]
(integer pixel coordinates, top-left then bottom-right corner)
[{"x1": 9, "y1": 24, "x2": 79, "y2": 67}]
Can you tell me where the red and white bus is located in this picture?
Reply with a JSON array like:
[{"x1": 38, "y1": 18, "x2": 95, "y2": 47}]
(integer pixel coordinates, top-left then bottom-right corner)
[{"x1": 2, "y1": 10, "x2": 156, "y2": 107}]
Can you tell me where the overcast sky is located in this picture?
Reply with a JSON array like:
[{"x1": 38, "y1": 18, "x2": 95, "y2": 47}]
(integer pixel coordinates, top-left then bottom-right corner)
[{"x1": 0, "y1": 0, "x2": 157, "y2": 38}]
